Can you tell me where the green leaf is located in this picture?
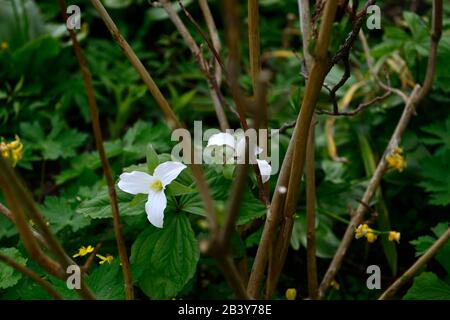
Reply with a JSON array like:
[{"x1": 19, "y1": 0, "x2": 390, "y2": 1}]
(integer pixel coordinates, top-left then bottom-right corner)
[
  {"x1": 236, "y1": 192, "x2": 267, "y2": 225},
  {"x1": 130, "y1": 193, "x2": 147, "y2": 207},
  {"x1": 146, "y1": 0, "x2": 193, "y2": 21},
  {"x1": 55, "y1": 140, "x2": 123, "y2": 185},
  {"x1": 223, "y1": 164, "x2": 235, "y2": 180},
  {"x1": 146, "y1": 144, "x2": 159, "y2": 174},
  {"x1": 0, "y1": 215, "x2": 16, "y2": 240},
  {"x1": 291, "y1": 214, "x2": 340, "y2": 259},
  {"x1": 123, "y1": 120, "x2": 172, "y2": 157},
  {"x1": 131, "y1": 214, "x2": 199, "y2": 299},
  {"x1": 404, "y1": 272, "x2": 450, "y2": 300},
  {"x1": 176, "y1": 194, "x2": 204, "y2": 216},
  {"x1": 77, "y1": 187, "x2": 146, "y2": 219},
  {"x1": 103, "y1": 0, "x2": 133, "y2": 9},
  {"x1": 40, "y1": 196, "x2": 90, "y2": 233},
  {"x1": 0, "y1": 248, "x2": 27, "y2": 289},
  {"x1": 321, "y1": 160, "x2": 346, "y2": 184},
  {"x1": 410, "y1": 223, "x2": 450, "y2": 274},
  {"x1": 421, "y1": 116, "x2": 450, "y2": 156},
  {"x1": 86, "y1": 260, "x2": 125, "y2": 300},
  {"x1": 166, "y1": 181, "x2": 195, "y2": 197},
  {"x1": 418, "y1": 149, "x2": 450, "y2": 206},
  {"x1": 20, "y1": 115, "x2": 87, "y2": 161}
]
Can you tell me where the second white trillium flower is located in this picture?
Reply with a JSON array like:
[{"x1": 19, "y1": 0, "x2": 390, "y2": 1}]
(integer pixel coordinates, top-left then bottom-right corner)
[
  {"x1": 117, "y1": 161, "x2": 186, "y2": 228},
  {"x1": 206, "y1": 132, "x2": 272, "y2": 183}
]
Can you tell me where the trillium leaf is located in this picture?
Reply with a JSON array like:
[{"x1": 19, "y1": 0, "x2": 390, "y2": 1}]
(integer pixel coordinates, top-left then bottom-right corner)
[
  {"x1": 146, "y1": 144, "x2": 159, "y2": 174},
  {"x1": 165, "y1": 181, "x2": 195, "y2": 197},
  {"x1": 130, "y1": 193, "x2": 147, "y2": 207},
  {"x1": 130, "y1": 214, "x2": 199, "y2": 299}
]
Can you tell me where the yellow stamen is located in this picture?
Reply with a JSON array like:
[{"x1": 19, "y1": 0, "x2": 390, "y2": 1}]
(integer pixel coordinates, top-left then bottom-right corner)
[{"x1": 150, "y1": 179, "x2": 163, "y2": 192}]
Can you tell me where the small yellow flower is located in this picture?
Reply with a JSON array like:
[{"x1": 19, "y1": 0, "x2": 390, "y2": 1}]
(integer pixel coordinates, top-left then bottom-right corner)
[
  {"x1": 355, "y1": 224, "x2": 378, "y2": 243},
  {"x1": 285, "y1": 288, "x2": 297, "y2": 300},
  {"x1": 0, "y1": 135, "x2": 23, "y2": 167},
  {"x1": 386, "y1": 147, "x2": 407, "y2": 172},
  {"x1": 366, "y1": 232, "x2": 377, "y2": 243},
  {"x1": 96, "y1": 254, "x2": 114, "y2": 265},
  {"x1": 0, "y1": 42, "x2": 9, "y2": 51},
  {"x1": 388, "y1": 231, "x2": 401, "y2": 243},
  {"x1": 330, "y1": 280, "x2": 340, "y2": 290},
  {"x1": 73, "y1": 245, "x2": 94, "y2": 258},
  {"x1": 355, "y1": 224, "x2": 370, "y2": 239}
]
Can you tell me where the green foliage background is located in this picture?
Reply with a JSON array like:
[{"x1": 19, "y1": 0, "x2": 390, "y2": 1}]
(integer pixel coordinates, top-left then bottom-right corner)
[{"x1": 0, "y1": 0, "x2": 449, "y2": 300}]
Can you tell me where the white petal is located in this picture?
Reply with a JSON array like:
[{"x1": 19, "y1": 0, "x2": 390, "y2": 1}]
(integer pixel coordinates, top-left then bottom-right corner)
[
  {"x1": 236, "y1": 137, "x2": 263, "y2": 160},
  {"x1": 235, "y1": 137, "x2": 246, "y2": 159},
  {"x1": 206, "y1": 132, "x2": 236, "y2": 149},
  {"x1": 117, "y1": 171, "x2": 153, "y2": 195},
  {"x1": 153, "y1": 161, "x2": 187, "y2": 187},
  {"x1": 257, "y1": 159, "x2": 272, "y2": 183},
  {"x1": 145, "y1": 191, "x2": 167, "y2": 228}
]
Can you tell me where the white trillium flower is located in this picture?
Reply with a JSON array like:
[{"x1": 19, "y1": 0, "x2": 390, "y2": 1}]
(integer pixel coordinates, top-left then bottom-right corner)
[
  {"x1": 117, "y1": 161, "x2": 186, "y2": 228},
  {"x1": 206, "y1": 132, "x2": 272, "y2": 183}
]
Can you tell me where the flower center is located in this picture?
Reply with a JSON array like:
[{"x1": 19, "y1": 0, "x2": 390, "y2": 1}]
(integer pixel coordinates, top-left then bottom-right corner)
[{"x1": 150, "y1": 179, "x2": 163, "y2": 192}]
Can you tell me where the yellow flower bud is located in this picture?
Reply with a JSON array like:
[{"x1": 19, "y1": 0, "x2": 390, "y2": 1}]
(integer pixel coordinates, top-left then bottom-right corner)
[
  {"x1": 386, "y1": 147, "x2": 407, "y2": 172},
  {"x1": 366, "y1": 232, "x2": 377, "y2": 243},
  {"x1": 0, "y1": 135, "x2": 23, "y2": 167},
  {"x1": 330, "y1": 280, "x2": 340, "y2": 290},
  {"x1": 388, "y1": 231, "x2": 401, "y2": 243},
  {"x1": 285, "y1": 288, "x2": 297, "y2": 300}
]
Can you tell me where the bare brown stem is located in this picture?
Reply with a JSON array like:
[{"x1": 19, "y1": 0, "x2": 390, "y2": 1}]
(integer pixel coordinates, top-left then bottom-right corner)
[
  {"x1": 59, "y1": 0, "x2": 134, "y2": 299},
  {"x1": 318, "y1": 0, "x2": 443, "y2": 298},
  {"x1": 198, "y1": 0, "x2": 222, "y2": 85},
  {"x1": 0, "y1": 202, "x2": 47, "y2": 247},
  {"x1": 160, "y1": 0, "x2": 229, "y2": 131},
  {"x1": 298, "y1": 0, "x2": 318, "y2": 299},
  {"x1": 0, "y1": 252, "x2": 62, "y2": 300},
  {"x1": 318, "y1": 85, "x2": 422, "y2": 299},
  {"x1": 247, "y1": 0, "x2": 339, "y2": 298},
  {"x1": 417, "y1": 0, "x2": 443, "y2": 101},
  {"x1": 0, "y1": 158, "x2": 95, "y2": 299},
  {"x1": 248, "y1": 0, "x2": 261, "y2": 96},
  {"x1": 89, "y1": 0, "x2": 217, "y2": 234},
  {"x1": 379, "y1": 226, "x2": 450, "y2": 300},
  {"x1": 82, "y1": 241, "x2": 103, "y2": 273},
  {"x1": 90, "y1": 0, "x2": 181, "y2": 130},
  {"x1": 222, "y1": 0, "x2": 269, "y2": 205},
  {"x1": 305, "y1": 120, "x2": 318, "y2": 299}
]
